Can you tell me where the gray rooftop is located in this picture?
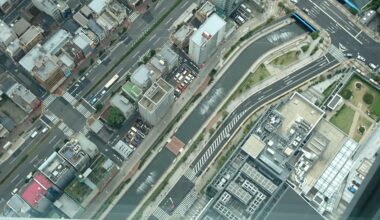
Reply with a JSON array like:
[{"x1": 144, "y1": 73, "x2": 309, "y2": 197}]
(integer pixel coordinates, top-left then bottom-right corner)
[
  {"x1": 190, "y1": 13, "x2": 226, "y2": 46},
  {"x1": 43, "y1": 29, "x2": 71, "y2": 55},
  {"x1": 131, "y1": 65, "x2": 151, "y2": 87}
]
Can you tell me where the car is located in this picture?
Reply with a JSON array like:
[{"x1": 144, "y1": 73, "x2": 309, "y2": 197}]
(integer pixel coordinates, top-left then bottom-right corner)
[
  {"x1": 26, "y1": 172, "x2": 33, "y2": 181},
  {"x1": 291, "y1": 0, "x2": 298, "y2": 3},
  {"x1": 357, "y1": 54, "x2": 366, "y2": 62},
  {"x1": 175, "y1": 73, "x2": 181, "y2": 79},
  {"x1": 344, "y1": 53, "x2": 353, "y2": 58},
  {"x1": 303, "y1": 8, "x2": 310, "y2": 14},
  {"x1": 81, "y1": 76, "x2": 85, "y2": 81},
  {"x1": 41, "y1": 127, "x2": 49, "y2": 133},
  {"x1": 101, "y1": 90, "x2": 106, "y2": 95},
  {"x1": 189, "y1": 74, "x2": 195, "y2": 80},
  {"x1": 11, "y1": 188, "x2": 18, "y2": 195},
  {"x1": 183, "y1": 79, "x2": 189, "y2": 85},
  {"x1": 90, "y1": 97, "x2": 97, "y2": 105},
  {"x1": 369, "y1": 63, "x2": 378, "y2": 70},
  {"x1": 30, "y1": 131, "x2": 38, "y2": 139}
]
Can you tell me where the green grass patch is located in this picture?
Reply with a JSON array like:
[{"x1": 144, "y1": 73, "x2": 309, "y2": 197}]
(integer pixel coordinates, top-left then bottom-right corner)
[
  {"x1": 301, "y1": 44, "x2": 310, "y2": 53},
  {"x1": 330, "y1": 104, "x2": 355, "y2": 134},
  {"x1": 322, "y1": 81, "x2": 338, "y2": 97},
  {"x1": 270, "y1": 51, "x2": 300, "y2": 66},
  {"x1": 65, "y1": 177, "x2": 93, "y2": 203}
]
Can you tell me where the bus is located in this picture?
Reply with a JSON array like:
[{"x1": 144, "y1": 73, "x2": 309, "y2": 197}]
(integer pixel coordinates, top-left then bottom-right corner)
[{"x1": 104, "y1": 74, "x2": 120, "y2": 89}]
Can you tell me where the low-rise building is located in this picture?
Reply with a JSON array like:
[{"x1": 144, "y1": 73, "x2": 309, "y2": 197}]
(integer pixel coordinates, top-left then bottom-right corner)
[
  {"x1": 113, "y1": 140, "x2": 134, "y2": 159},
  {"x1": 106, "y1": 0, "x2": 127, "y2": 25},
  {"x1": 0, "y1": 19, "x2": 17, "y2": 50},
  {"x1": 0, "y1": 0, "x2": 12, "y2": 14},
  {"x1": 110, "y1": 93, "x2": 135, "y2": 119},
  {"x1": 0, "y1": 123, "x2": 9, "y2": 138},
  {"x1": 32, "y1": 0, "x2": 70, "y2": 21},
  {"x1": 19, "y1": 44, "x2": 65, "y2": 92},
  {"x1": 5, "y1": 38, "x2": 24, "y2": 61},
  {"x1": 73, "y1": 11, "x2": 89, "y2": 28},
  {"x1": 171, "y1": 24, "x2": 194, "y2": 49},
  {"x1": 131, "y1": 64, "x2": 151, "y2": 89},
  {"x1": 6, "y1": 195, "x2": 32, "y2": 218},
  {"x1": 5, "y1": 82, "x2": 39, "y2": 113},
  {"x1": 53, "y1": 194, "x2": 84, "y2": 218},
  {"x1": 122, "y1": 81, "x2": 143, "y2": 103},
  {"x1": 88, "y1": 0, "x2": 110, "y2": 16},
  {"x1": 62, "y1": 42, "x2": 85, "y2": 64},
  {"x1": 149, "y1": 44, "x2": 179, "y2": 76},
  {"x1": 38, "y1": 152, "x2": 76, "y2": 190},
  {"x1": 96, "y1": 12, "x2": 118, "y2": 31},
  {"x1": 12, "y1": 18, "x2": 31, "y2": 37},
  {"x1": 58, "y1": 134, "x2": 99, "y2": 172},
  {"x1": 195, "y1": 1, "x2": 215, "y2": 22},
  {"x1": 138, "y1": 78, "x2": 174, "y2": 125},
  {"x1": 42, "y1": 29, "x2": 72, "y2": 56},
  {"x1": 19, "y1": 25, "x2": 44, "y2": 52},
  {"x1": 88, "y1": 19, "x2": 106, "y2": 40},
  {"x1": 73, "y1": 28, "x2": 96, "y2": 57}
]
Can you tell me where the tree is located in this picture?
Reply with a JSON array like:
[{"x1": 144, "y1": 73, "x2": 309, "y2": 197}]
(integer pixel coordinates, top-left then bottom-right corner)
[
  {"x1": 95, "y1": 103, "x2": 103, "y2": 113},
  {"x1": 107, "y1": 107, "x2": 125, "y2": 128},
  {"x1": 341, "y1": 89, "x2": 352, "y2": 99},
  {"x1": 355, "y1": 82, "x2": 362, "y2": 90},
  {"x1": 358, "y1": 126, "x2": 365, "y2": 134},
  {"x1": 363, "y1": 93, "x2": 374, "y2": 105}
]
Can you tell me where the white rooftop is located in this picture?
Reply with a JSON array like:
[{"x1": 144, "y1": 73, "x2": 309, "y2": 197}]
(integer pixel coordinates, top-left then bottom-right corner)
[
  {"x1": 190, "y1": 13, "x2": 226, "y2": 46},
  {"x1": 0, "y1": 20, "x2": 15, "y2": 45},
  {"x1": 88, "y1": 0, "x2": 108, "y2": 15},
  {"x1": 73, "y1": 28, "x2": 91, "y2": 50},
  {"x1": 43, "y1": 29, "x2": 71, "y2": 55}
]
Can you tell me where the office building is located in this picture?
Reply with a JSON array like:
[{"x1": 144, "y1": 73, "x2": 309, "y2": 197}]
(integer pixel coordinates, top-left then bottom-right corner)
[
  {"x1": 188, "y1": 13, "x2": 226, "y2": 64},
  {"x1": 138, "y1": 78, "x2": 174, "y2": 125},
  {"x1": 214, "y1": 0, "x2": 243, "y2": 16}
]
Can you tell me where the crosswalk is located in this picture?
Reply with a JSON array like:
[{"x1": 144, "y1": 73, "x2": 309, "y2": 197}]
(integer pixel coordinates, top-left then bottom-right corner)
[
  {"x1": 43, "y1": 94, "x2": 56, "y2": 107},
  {"x1": 172, "y1": 190, "x2": 198, "y2": 217},
  {"x1": 184, "y1": 169, "x2": 197, "y2": 182},
  {"x1": 152, "y1": 207, "x2": 170, "y2": 220},
  {"x1": 329, "y1": 45, "x2": 346, "y2": 62},
  {"x1": 90, "y1": 119, "x2": 104, "y2": 133},
  {"x1": 80, "y1": 127, "x2": 89, "y2": 135},
  {"x1": 44, "y1": 110, "x2": 60, "y2": 125},
  {"x1": 192, "y1": 111, "x2": 246, "y2": 174},
  {"x1": 58, "y1": 122, "x2": 74, "y2": 137},
  {"x1": 129, "y1": 12, "x2": 139, "y2": 22},
  {"x1": 76, "y1": 103, "x2": 92, "y2": 118},
  {"x1": 63, "y1": 91, "x2": 78, "y2": 105}
]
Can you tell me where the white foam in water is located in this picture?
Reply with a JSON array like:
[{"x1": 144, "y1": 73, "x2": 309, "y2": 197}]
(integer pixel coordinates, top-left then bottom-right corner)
[{"x1": 199, "y1": 87, "x2": 224, "y2": 115}]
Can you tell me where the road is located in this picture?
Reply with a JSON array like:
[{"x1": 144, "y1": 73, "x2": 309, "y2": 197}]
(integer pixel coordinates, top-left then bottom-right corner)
[{"x1": 297, "y1": 0, "x2": 380, "y2": 66}]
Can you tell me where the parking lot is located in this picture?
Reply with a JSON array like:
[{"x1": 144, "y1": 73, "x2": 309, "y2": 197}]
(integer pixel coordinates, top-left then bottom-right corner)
[{"x1": 231, "y1": 3, "x2": 253, "y2": 26}]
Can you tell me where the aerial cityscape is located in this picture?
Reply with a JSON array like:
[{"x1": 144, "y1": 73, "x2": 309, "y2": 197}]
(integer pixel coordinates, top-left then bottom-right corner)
[{"x1": 0, "y1": 0, "x2": 379, "y2": 219}]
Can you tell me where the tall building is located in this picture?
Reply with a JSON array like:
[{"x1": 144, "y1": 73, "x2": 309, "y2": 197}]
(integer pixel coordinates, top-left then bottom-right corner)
[
  {"x1": 188, "y1": 13, "x2": 226, "y2": 64},
  {"x1": 32, "y1": 0, "x2": 70, "y2": 21},
  {"x1": 214, "y1": 0, "x2": 243, "y2": 16},
  {"x1": 138, "y1": 78, "x2": 174, "y2": 125}
]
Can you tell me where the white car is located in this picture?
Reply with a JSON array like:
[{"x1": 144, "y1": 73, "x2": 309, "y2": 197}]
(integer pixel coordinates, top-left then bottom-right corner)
[
  {"x1": 369, "y1": 63, "x2": 379, "y2": 70},
  {"x1": 41, "y1": 127, "x2": 49, "y2": 133},
  {"x1": 291, "y1": 0, "x2": 298, "y2": 4},
  {"x1": 11, "y1": 188, "x2": 18, "y2": 195},
  {"x1": 357, "y1": 54, "x2": 366, "y2": 62}
]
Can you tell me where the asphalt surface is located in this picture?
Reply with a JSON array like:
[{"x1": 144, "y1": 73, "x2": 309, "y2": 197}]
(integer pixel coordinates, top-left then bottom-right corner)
[{"x1": 297, "y1": 0, "x2": 380, "y2": 66}]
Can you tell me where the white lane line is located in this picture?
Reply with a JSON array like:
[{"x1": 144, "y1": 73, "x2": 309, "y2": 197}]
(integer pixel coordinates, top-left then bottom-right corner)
[
  {"x1": 355, "y1": 30, "x2": 362, "y2": 38},
  {"x1": 180, "y1": 1, "x2": 190, "y2": 9},
  {"x1": 9, "y1": 157, "x2": 17, "y2": 165},
  {"x1": 308, "y1": 0, "x2": 362, "y2": 45},
  {"x1": 148, "y1": 33, "x2": 157, "y2": 42},
  {"x1": 10, "y1": 174, "x2": 20, "y2": 184},
  {"x1": 30, "y1": 154, "x2": 39, "y2": 164},
  {"x1": 48, "y1": 135, "x2": 57, "y2": 144},
  {"x1": 165, "y1": 17, "x2": 174, "y2": 25},
  {"x1": 132, "y1": 50, "x2": 140, "y2": 58}
]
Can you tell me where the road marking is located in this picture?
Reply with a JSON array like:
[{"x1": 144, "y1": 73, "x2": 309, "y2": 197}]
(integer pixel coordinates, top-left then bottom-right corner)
[
  {"x1": 308, "y1": 0, "x2": 362, "y2": 45},
  {"x1": 30, "y1": 154, "x2": 39, "y2": 164},
  {"x1": 148, "y1": 33, "x2": 157, "y2": 42},
  {"x1": 153, "y1": 38, "x2": 162, "y2": 45},
  {"x1": 355, "y1": 30, "x2": 362, "y2": 38},
  {"x1": 132, "y1": 50, "x2": 140, "y2": 58},
  {"x1": 10, "y1": 174, "x2": 20, "y2": 184},
  {"x1": 165, "y1": 17, "x2": 174, "y2": 25},
  {"x1": 180, "y1": 1, "x2": 190, "y2": 9},
  {"x1": 9, "y1": 157, "x2": 17, "y2": 165},
  {"x1": 40, "y1": 118, "x2": 51, "y2": 128},
  {"x1": 48, "y1": 135, "x2": 58, "y2": 144}
]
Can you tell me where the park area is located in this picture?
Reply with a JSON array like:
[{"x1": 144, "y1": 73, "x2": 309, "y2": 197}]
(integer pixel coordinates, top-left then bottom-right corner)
[
  {"x1": 340, "y1": 75, "x2": 380, "y2": 120},
  {"x1": 329, "y1": 104, "x2": 355, "y2": 134}
]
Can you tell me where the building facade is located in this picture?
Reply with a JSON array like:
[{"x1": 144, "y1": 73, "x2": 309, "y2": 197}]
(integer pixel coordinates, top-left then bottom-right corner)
[{"x1": 214, "y1": 0, "x2": 243, "y2": 16}]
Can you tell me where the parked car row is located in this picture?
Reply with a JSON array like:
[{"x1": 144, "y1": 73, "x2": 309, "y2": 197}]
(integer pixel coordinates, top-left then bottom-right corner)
[
  {"x1": 124, "y1": 118, "x2": 151, "y2": 149},
  {"x1": 174, "y1": 67, "x2": 197, "y2": 98}
]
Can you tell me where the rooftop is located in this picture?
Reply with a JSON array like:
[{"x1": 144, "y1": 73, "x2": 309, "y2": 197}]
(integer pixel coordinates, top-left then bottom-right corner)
[
  {"x1": 7, "y1": 195, "x2": 31, "y2": 217},
  {"x1": 190, "y1": 13, "x2": 226, "y2": 46},
  {"x1": 38, "y1": 152, "x2": 76, "y2": 184},
  {"x1": 13, "y1": 18, "x2": 31, "y2": 36},
  {"x1": 139, "y1": 78, "x2": 172, "y2": 112},
  {"x1": 19, "y1": 25, "x2": 43, "y2": 46},
  {"x1": 131, "y1": 64, "x2": 150, "y2": 88},
  {"x1": 88, "y1": 0, "x2": 109, "y2": 15},
  {"x1": 173, "y1": 25, "x2": 193, "y2": 42},
  {"x1": 0, "y1": 19, "x2": 15, "y2": 45},
  {"x1": 122, "y1": 81, "x2": 143, "y2": 102},
  {"x1": 241, "y1": 135, "x2": 266, "y2": 159},
  {"x1": 73, "y1": 28, "x2": 92, "y2": 50},
  {"x1": 110, "y1": 93, "x2": 135, "y2": 118},
  {"x1": 197, "y1": 1, "x2": 215, "y2": 17},
  {"x1": 21, "y1": 174, "x2": 53, "y2": 207},
  {"x1": 53, "y1": 194, "x2": 83, "y2": 218},
  {"x1": 113, "y1": 140, "x2": 134, "y2": 159},
  {"x1": 43, "y1": 29, "x2": 71, "y2": 55}
]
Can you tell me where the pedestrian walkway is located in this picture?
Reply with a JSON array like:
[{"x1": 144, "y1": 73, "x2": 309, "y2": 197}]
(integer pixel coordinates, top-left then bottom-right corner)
[
  {"x1": 184, "y1": 169, "x2": 197, "y2": 182},
  {"x1": 90, "y1": 119, "x2": 104, "y2": 133},
  {"x1": 44, "y1": 110, "x2": 60, "y2": 125},
  {"x1": 172, "y1": 190, "x2": 198, "y2": 217},
  {"x1": 43, "y1": 94, "x2": 56, "y2": 107},
  {"x1": 76, "y1": 103, "x2": 92, "y2": 118},
  {"x1": 80, "y1": 126, "x2": 90, "y2": 135},
  {"x1": 129, "y1": 12, "x2": 139, "y2": 22},
  {"x1": 62, "y1": 91, "x2": 78, "y2": 105},
  {"x1": 58, "y1": 122, "x2": 74, "y2": 137},
  {"x1": 329, "y1": 45, "x2": 346, "y2": 62},
  {"x1": 151, "y1": 207, "x2": 170, "y2": 220}
]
